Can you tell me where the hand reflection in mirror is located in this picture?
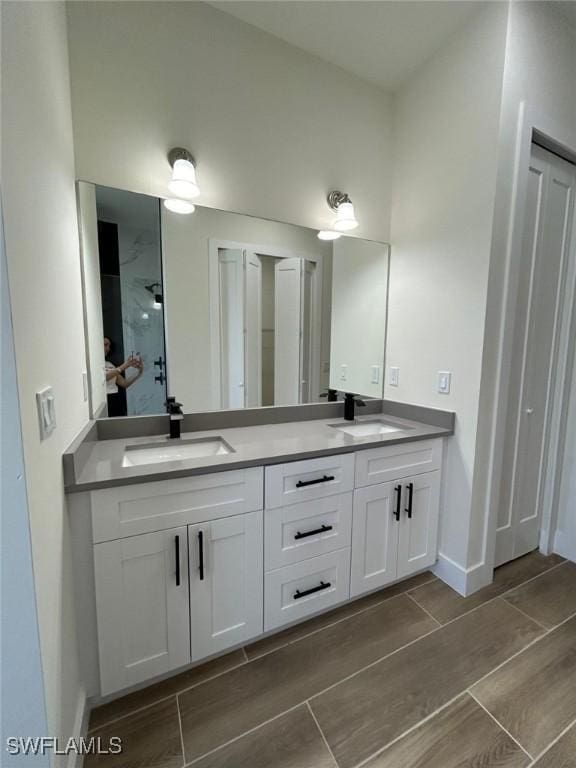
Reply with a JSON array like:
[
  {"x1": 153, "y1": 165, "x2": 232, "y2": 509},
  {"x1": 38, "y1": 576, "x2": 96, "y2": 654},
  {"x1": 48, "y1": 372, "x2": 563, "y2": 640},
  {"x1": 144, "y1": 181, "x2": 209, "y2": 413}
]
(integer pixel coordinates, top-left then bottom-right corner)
[{"x1": 104, "y1": 336, "x2": 144, "y2": 417}]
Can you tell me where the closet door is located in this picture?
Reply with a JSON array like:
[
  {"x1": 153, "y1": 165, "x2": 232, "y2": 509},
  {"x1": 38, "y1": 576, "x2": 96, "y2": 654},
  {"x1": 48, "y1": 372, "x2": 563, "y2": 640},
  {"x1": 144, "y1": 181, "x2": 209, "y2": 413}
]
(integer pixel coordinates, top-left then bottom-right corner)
[
  {"x1": 274, "y1": 258, "x2": 302, "y2": 405},
  {"x1": 496, "y1": 146, "x2": 576, "y2": 565},
  {"x1": 218, "y1": 248, "x2": 245, "y2": 409},
  {"x1": 189, "y1": 511, "x2": 263, "y2": 660},
  {"x1": 244, "y1": 251, "x2": 262, "y2": 408}
]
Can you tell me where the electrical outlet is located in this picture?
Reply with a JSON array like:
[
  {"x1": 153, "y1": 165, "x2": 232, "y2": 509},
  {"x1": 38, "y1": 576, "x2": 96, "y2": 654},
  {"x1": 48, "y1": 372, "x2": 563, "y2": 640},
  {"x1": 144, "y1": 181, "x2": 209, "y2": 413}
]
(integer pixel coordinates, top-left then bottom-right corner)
[
  {"x1": 389, "y1": 367, "x2": 400, "y2": 387},
  {"x1": 438, "y1": 371, "x2": 452, "y2": 394}
]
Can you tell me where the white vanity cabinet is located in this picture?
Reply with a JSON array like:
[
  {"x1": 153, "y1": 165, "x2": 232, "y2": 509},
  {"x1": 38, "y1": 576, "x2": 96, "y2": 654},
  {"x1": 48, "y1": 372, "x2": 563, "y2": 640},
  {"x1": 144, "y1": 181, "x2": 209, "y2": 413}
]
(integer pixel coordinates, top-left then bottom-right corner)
[
  {"x1": 87, "y1": 438, "x2": 444, "y2": 697},
  {"x1": 94, "y1": 526, "x2": 190, "y2": 695},
  {"x1": 189, "y1": 511, "x2": 263, "y2": 660}
]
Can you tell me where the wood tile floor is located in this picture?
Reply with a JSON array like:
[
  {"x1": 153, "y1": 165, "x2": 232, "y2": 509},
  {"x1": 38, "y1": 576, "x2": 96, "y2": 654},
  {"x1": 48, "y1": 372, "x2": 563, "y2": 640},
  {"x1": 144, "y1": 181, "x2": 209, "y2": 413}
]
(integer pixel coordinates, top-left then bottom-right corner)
[{"x1": 86, "y1": 552, "x2": 576, "y2": 768}]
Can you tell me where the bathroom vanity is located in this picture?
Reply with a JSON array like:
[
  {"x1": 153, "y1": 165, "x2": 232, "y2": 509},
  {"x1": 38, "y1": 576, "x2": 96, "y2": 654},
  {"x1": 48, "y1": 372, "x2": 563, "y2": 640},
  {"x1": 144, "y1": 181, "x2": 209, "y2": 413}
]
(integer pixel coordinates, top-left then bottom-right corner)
[{"x1": 66, "y1": 405, "x2": 452, "y2": 698}]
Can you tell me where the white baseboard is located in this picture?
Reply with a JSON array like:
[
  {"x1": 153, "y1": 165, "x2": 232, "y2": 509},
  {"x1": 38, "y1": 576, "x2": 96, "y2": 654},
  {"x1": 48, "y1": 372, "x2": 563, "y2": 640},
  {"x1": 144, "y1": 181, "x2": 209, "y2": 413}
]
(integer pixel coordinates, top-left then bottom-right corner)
[
  {"x1": 553, "y1": 529, "x2": 575, "y2": 561},
  {"x1": 67, "y1": 689, "x2": 89, "y2": 768},
  {"x1": 432, "y1": 553, "x2": 492, "y2": 597}
]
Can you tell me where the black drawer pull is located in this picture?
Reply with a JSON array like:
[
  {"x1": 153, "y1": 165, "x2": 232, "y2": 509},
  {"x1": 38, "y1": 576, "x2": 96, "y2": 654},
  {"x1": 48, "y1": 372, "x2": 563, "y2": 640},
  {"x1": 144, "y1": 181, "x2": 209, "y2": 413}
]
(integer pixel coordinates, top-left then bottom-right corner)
[
  {"x1": 394, "y1": 484, "x2": 402, "y2": 521},
  {"x1": 294, "y1": 524, "x2": 333, "y2": 540},
  {"x1": 198, "y1": 530, "x2": 205, "y2": 581},
  {"x1": 295, "y1": 475, "x2": 335, "y2": 488},
  {"x1": 174, "y1": 535, "x2": 181, "y2": 586},
  {"x1": 294, "y1": 581, "x2": 331, "y2": 600},
  {"x1": 405, "y1": 482, "x2": 414, "y2": 519}
]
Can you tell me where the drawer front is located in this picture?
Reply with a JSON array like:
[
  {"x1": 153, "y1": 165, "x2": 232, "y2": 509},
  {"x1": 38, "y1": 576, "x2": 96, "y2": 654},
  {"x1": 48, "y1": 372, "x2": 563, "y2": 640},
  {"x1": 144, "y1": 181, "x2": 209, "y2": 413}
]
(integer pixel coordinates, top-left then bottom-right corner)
[
  {"x1": 265, "y1": 493, "x2": 353, "y2": 570},
  {"x1": 91, "y1": 467, "x2": 263, "y2": 543},
  {"x1": 264, "y1": 548, "x2": 351, "y2": 631},
  {"x1": 355, "y1": 439, "x2": 442, "y2": 488},
  {"x1": 265, "y1": 454, "x2": 355, "y2": 509}
]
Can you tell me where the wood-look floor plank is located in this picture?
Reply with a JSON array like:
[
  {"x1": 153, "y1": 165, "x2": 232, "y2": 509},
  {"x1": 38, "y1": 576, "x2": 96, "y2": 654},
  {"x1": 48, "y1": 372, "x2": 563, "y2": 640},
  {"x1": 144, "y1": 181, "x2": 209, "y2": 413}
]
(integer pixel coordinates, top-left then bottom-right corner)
[
  {"x1": 410, "y1": 552, "x2": 564, "y2": 624},
  {"x1": 471, "y1": 616, "x2": 576, "y2": 757},
  {"x1": 531, "y1": 722, "x2": 576, "y2": 768},
  {"x1": 85, "y1": 698, "x2": 182, "y2": 768},
  {"x1": 245, "y1": 571, "x2": 436, "y2": 659},
  {"x1": 363, "y1": 693, "x2": 530, "y2": 768},
  {"x1": 310, "y1": 598, "x2": 543, "y2": 768},
  {"x1": 504, "y1": 561, "x2": 576, "y2": 629},
  {"x1": 179, "y1": 594, "x2": 435, "y2": 762},
  {"x1": 189, "y1": 705, "x2": 335, "y2": 768},
  {"x1": 89, "y1": 650, "x2": 246, "y2": 731}
]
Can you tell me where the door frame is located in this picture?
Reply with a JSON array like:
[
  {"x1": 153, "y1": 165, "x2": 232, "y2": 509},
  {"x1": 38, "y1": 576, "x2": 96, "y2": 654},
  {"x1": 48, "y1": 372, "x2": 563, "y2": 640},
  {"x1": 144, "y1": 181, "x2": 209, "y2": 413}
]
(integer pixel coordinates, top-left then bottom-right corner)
[
  {"x1": 209, "y1": 238, "x2": 323, "y2": 410},
  {"x1": 483, "y1": 102, "x2": 576, "y2": 577}
]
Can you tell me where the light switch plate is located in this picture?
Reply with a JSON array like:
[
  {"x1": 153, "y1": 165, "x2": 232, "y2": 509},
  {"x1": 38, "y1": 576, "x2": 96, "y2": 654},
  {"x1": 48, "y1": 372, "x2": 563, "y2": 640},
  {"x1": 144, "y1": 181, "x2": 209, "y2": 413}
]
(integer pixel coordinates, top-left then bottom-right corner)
[
  {"x1": 82, "y1": 372, "x2": 89, "y2": 402},
  {"x1": 36, "y1": 386, "x2": 56, "y2": 439},
  {"x1": 438, "y1": 371, "x2": 452, "y2": 394},
  {"x1": 340, "y1": 364, "x2": 348, "y2": 382},
  {"x1": 371, "y1": 365, "x2": 380, "y2": 384},
  {"x1": 389, "y1": 367, "x2": 400, "y2": 387}
]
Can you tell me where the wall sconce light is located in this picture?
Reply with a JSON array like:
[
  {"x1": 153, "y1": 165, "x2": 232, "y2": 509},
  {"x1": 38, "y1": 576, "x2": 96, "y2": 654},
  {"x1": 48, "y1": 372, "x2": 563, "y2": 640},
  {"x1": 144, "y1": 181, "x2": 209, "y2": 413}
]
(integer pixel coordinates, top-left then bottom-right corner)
[
  {"x1": 145, "y1": 282, "x2": 164, "y2": 309},
  {"x1": 163, "y1": 147, "x2": 199, "y2": 214},
  {"x1": 328, "y1": 191, "x2": 359, "y2": 231}
]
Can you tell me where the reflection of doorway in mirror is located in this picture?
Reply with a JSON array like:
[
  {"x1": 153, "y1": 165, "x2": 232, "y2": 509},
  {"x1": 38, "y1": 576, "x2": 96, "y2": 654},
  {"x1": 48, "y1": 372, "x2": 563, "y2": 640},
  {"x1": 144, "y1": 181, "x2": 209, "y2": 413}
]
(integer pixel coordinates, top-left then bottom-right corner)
[{"x1": 210, "y1": 241, "x2": 320, "y2": 409}]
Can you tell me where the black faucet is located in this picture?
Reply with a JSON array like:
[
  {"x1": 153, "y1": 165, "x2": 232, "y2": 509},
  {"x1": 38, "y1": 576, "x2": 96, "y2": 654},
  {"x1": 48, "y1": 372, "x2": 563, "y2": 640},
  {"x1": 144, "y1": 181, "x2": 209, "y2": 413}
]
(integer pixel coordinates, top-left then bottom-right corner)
[
  {"x1": 319, "y1": 388, "x2": 339, "y2": 402},
  {"x1": 165, "y1": 397, "x2": 184, "y2": 439},
  {"x1": 344, "y1": 392, "x2": 366, "y2": 421}
]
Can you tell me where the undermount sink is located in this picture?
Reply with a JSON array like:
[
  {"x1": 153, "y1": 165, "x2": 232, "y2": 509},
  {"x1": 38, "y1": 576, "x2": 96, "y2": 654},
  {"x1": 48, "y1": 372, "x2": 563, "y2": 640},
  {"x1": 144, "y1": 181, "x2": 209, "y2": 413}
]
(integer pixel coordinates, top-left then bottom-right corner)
[
  {"x1": 329, "y1": 419, "x2": 412, "y2": 438},
  {"x1": 122, "y1": 437, "x2": 234, "y2": 467}
]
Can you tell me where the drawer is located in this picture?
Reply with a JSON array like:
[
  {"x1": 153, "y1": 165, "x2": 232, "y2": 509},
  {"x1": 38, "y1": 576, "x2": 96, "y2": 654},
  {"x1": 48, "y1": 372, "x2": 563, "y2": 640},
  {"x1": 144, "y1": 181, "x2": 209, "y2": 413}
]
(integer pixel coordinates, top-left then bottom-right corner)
[
  {"x1": 264, "y1": 548, "x2": 351, "y2": 631},
  {"x1": 91, "y1": 467, "x2": 263, "y2": 543},
  {"x1": 265, "y1": 454, "x2": 355, "y2": 509},
  {"x1": 355, "y1": 439, "x2": 442, "y2": 488},
  {"x1": 265, "y1": 493, "x2": 352, "y2": 570}
]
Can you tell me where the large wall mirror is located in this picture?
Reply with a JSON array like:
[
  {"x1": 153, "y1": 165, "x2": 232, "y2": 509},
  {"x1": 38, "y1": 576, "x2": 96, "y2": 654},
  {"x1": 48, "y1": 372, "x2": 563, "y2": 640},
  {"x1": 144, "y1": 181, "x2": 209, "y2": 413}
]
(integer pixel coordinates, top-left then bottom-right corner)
[{"x1": 77, "y1": 182, "x2": 390, "y2": 418}]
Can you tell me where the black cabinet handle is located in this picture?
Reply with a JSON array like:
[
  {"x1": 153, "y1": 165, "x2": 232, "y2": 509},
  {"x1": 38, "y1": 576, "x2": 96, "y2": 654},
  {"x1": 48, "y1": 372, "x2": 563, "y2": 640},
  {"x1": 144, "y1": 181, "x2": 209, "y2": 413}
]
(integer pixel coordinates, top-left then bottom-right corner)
[
  {"x1": 174, "y1": 535, "x2": 181, "y2": 586},
  {"x1": 405, "y1": 482, "x2": 414, "y2": 519},
  {"x1": 198, "y1": 530, "x2": 204, "y2": 581},
  {"x1": 394, "y1": 484, "x2": 402, "y2": 521},
  {"x1": 295, "y1": 475, "x2": 335, "y2": 488},
  {"x1": 294, "y1": 581, "x2": 331, "y2": 600},
  {"x1": 294, "y1": 524, "x2": 333, "y2": 540}
]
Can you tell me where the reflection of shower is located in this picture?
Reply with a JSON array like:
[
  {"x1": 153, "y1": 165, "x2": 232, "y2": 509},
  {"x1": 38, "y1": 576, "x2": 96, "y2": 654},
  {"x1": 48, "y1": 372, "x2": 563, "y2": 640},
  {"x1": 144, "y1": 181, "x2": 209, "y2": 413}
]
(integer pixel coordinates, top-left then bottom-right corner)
[{"x1": 145, "y1": 282, "x2": 163, "y2": 309}]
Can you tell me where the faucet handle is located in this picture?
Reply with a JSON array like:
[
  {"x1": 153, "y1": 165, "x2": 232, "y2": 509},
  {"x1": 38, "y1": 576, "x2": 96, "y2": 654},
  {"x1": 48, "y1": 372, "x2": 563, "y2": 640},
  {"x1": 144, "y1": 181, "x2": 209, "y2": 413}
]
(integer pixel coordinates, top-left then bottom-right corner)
[{"x1": 165, "y1": 397, "x2": 183, "y2": 414}]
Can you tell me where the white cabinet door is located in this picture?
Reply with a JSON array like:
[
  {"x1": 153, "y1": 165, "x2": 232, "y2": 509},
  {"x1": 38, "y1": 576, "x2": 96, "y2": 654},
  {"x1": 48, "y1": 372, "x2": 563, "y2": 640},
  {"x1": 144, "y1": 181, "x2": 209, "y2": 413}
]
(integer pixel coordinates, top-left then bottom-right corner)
[
  {"x1": 94, "y1": 527, "x2": 190, "y2": 695},
  {"x1": 350, "y1": 481, "x2": 400, "y2": 598},
  {"x1": 397, "y1": 471, "x2": 440, "y2": 579},
  {"x1": 189, "y1": 511, "x2": 263, "y2": 660}
]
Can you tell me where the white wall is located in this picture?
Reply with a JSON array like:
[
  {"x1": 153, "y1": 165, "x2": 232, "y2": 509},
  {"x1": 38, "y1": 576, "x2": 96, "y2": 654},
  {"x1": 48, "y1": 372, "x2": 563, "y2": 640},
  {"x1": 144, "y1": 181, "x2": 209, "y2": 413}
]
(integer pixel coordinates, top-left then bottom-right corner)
[
  {"x1": 385, "y1": 3, "x2": 509, "y2": 588},
  {"x1": 2, "y1": 1, "x2": 88, "y2": 756},
  {"x1": 162, "y1": 204, "x2": 331, "y2": 411},
  {"x1": 66, "y1": 1, "x2": 392, "y2": 243},
  {"x1": 476, "y1": 2, "x2": 576, "y2": 570},
  {"x1": 330, "y1": 238, "x2": 389, "y2": 398}
]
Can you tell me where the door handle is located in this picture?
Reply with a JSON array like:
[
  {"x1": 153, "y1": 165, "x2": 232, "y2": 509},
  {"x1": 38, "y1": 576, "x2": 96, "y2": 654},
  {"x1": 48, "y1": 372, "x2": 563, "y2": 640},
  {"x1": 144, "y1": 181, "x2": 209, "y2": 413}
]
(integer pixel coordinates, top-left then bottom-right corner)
[
  {"x1": 405, "y1": 482, "x2": 414, "y2": 519},
  {"x1": 198, "y1": 530, "x2": 205, "y2": 581},
  {"x1": 174, "y1": 535, "x2": 181, "y2": 586},
  {"x1": 394, "y1": 484, "x2": 402, "y2": 521}
]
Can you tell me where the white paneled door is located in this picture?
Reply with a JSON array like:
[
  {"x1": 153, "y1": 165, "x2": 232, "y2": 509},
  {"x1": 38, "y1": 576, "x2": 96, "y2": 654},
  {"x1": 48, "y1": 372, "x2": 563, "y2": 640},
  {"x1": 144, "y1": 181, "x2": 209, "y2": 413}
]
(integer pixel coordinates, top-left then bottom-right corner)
[
  {"x1": 244, "y1": 251, "x2": 263, "y2": 408},
  {"x1": 189, "y1": 510, "x2": 263, "y2": 660},
  {"x1": 218, "y1": 248, "x2": 245, "y2": 409},
  {"x1": 94, "y1": 527, "x2": 190, "y2": 695},
  {"x1": 274, "y1": 257, "x2": 302, "y2": 405},
  {"x1": 496, "y1": 145, "x2": 576, "y2": 566}
]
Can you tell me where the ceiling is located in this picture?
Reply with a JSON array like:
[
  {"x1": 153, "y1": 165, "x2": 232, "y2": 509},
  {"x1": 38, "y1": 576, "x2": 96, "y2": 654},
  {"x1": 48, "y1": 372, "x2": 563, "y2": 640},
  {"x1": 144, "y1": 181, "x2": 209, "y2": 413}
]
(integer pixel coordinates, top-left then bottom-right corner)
[{"x1": 211, "y1": 1, "x2": 486, "y2": 92}]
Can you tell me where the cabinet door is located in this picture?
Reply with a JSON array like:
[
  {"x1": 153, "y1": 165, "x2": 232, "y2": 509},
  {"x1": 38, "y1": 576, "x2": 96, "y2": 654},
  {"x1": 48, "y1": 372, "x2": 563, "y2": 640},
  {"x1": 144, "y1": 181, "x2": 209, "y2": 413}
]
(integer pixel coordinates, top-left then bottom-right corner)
[
  {"x1": 350, "y1": 482, "x2": 399, "y2": 598},
  {"x1": 189, "y1": 511, "x2": 263, "y2": 661},
  {"x1": 94, "y1": 527, "x2": 190, "y2": 695},
  {"x1": 397, "y1": 471, "x2": 441, "y2": 579}
]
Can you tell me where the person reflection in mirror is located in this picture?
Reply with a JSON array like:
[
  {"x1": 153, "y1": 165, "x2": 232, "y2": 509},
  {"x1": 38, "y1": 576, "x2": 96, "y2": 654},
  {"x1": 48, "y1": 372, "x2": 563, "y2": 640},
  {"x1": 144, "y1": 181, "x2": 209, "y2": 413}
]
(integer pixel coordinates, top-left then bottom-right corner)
[{"x1": 104, "y1": 336, "x2": 144, "y2": 417}]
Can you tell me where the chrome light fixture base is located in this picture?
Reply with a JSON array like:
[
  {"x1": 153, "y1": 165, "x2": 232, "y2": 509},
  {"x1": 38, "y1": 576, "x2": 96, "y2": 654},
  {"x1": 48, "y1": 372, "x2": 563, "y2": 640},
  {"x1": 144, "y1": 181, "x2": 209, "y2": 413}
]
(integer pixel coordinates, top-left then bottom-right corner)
[
  {"x1": 167, "y1": 147, "x2": 196, "y2": 168},
  {"x1": 327, "y1": 190, "x2": 351, "y2": 211}
]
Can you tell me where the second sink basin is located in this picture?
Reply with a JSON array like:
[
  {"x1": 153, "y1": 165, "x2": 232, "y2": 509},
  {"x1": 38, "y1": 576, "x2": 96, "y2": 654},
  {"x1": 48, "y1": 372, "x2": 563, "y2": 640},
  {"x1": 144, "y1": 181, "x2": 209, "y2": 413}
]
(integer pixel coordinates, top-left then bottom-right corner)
[
  {"x1": 329, "y1": 419, "x2": 411, "y2": 438},
  {"x1": 122, "y1": 436, "x2": 234, "y2": 467}
]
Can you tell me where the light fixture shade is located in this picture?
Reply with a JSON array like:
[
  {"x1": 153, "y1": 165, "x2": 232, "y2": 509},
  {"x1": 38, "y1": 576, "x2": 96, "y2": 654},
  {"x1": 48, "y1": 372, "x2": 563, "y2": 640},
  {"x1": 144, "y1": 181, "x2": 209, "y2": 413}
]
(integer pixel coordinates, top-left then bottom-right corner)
[
  {"x1": 334, "y1": 201, "x2": 358, "y2": 231},
  {"x1": 317, "y1": 230, "x2": 342, "y2": 241},
  {"x1": 163, "y1": 198, "x2": 195, "y2": 214},
  {"x1": 168, "y1": 158, "x2": 200, "y2": 199}
]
